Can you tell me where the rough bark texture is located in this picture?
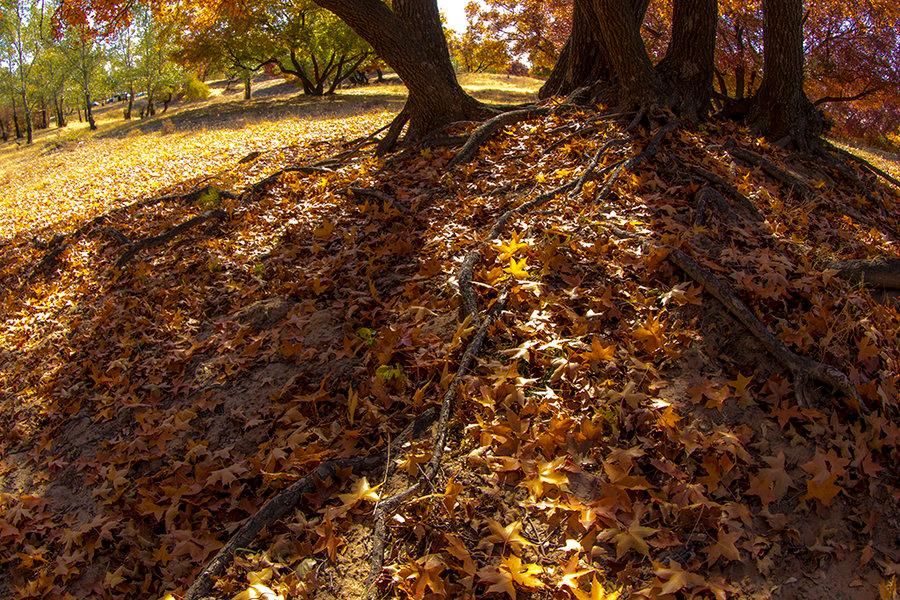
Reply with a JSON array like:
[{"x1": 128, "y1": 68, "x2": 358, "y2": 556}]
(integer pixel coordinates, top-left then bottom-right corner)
[
  {"x1": 749, "y1": 0, "x2": 823, "y2": 148},
  {"x1": 656, "y1": 0, "x2": 718, "y2": 120},
  {"x1": 542, "y1": 0, "x2": 650, "y2": 102},
  {"x1": 540, "y1": 0, "x2": 611, "y2": 99},
  {"x1": 314, "y1": 0, "x2": 488, "y2": 145},
  {"x1": 592, "y1": 0, "x2": 660, "y2": 107}
]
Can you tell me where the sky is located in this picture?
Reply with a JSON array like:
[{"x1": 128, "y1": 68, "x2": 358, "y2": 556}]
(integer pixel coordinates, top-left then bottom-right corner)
[{"x1": 438, "y1": 0, "x2": 470, "y2": 32}]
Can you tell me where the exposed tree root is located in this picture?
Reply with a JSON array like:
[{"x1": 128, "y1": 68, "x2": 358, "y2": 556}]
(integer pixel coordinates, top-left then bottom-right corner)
[
  {"x1": 830, "y1": 258, "x2": 900, "y2": 290},
  {"x1": 689, "y1": 165, "x2": 764, "y2": 222},
  {"x1": 825, "y1": 141, "x2": 900, "y2": 190},
  {"x1": 667, "y1": 247, "x2": 869, "y2": 413},
  {"x1": 183, "y1": 408, "x2": 439, "y2": 600},
  {"x1": 725, "y1": 143, "x2": 813, "y2": 198},
  {"x1": 349, "y1": 187, "x2": 394, "y2": 204},
  {"x1": 694, "y1": 185, "x2": 742, "y2": 227},
  {"x1": 448, "y1": 107, "x2": 552, "y2": 168},
  {"x1": 366, "y1": 294, "x2": 508, "y2": 599},
  {"x1": 376, "y1": 108, "x2": 410, "y2": 156},
  {"x1": 140, "y1": 185, "x2": 240, "y2": 209},
  {"x1": 116, "y1": 209, "x2": 227, "y2": 267}
]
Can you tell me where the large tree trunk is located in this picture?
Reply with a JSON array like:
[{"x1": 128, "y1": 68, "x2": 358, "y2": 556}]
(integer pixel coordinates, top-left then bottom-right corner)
[
  {"x1": 540, "y1": 0, "x2": 611, "y2": 99},
  {"x1": 592, "y1": 0, "x2": 660, "y2": 107},
  {"x1": 656, "y1": 0, "x2": 718, "y2": 120},
  {"x1": 243, "y1": 74, "x2": 252, "y2": 100},
  {"x1": 541, "y1": 0, "x2": 650, "y2": 101},
  {"x1": 748, "y1": 0, "x2": 823, "y2": 148},
  {"x1": 314, "y1": 0, "x2": 489, "y2": 147}
]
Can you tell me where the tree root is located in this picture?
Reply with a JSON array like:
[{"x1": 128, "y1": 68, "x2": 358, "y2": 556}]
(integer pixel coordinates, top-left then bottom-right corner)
[
  {"x1": 448, "y1": 107, "x2": 551, "y2": 168},
  {"x1": 725, "y1": 143, "x2": 813, "y2": 199},
  {"x1": 694, "y1": 186, "x2": 743, "y2": 227},
  {"x1": 116, "y1": 210, "x2": 227, "y2": 267},
  {"x1": 666, "y1": 247, "x2": 868, "y2": 413},
  {"x1": 825, "y1": 141, "x2": 900, "y2": 190},
  {"x1": 183, "y1": 408, "x2": 439, "y2": 600},
  {"x1": 366, "y1": 294, "x2": 507, "y2": 599},
  {"x1": 689, "y1": 165, "x2": 764, "y2": 223},
  {"x1": 830, "y1": 257, "x2": 900, "y2": 289},
  {"x1": 376, "y1": 108, "x2": 410, "y2": 156}
]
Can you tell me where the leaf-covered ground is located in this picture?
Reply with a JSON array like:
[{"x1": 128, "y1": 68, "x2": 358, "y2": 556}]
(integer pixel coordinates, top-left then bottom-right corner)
[{"x1": 1, "y1": 78, "x2": 898, "y2": 600}]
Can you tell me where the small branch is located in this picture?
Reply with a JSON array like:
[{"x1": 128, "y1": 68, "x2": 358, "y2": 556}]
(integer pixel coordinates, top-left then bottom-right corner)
[
  {"x1": 667, "y1": 247, "x2": 868, "y2": 412},
  {"x1": 448, "y1": 107, "x2": 551, "y2": 168},
  {"x1": 813, "y1": 87, "x2": 880, "y2": 107},
  {"x1": 116, "y1": 210, "x2": 227, "y2": 267}
]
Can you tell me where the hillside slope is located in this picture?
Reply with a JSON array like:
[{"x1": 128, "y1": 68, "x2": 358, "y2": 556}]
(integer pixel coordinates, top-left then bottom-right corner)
[{"x1": 0, "y1": 96, "x2": 898, "y2": 600}]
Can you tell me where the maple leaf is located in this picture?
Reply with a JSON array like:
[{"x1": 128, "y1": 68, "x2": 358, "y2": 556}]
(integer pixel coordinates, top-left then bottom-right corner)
[
  {"x1": 337, "y1": 477, "x2": 380, "y2": 509},
  {"x1": 478, "y1": 554, "x2": 543, "y2": 598},
  {"x1": 706, "y1": 527, "x2": 742, "y2": 566},
  {"x1": 582, "y1": 337, "x2": 616, "y2": 365},
  {"x1": 572, "y1": 575, "x2": 621, "y2": 600},
  {"x1": 230, "y1": 583, "x2": 284, "y2": 600},
  {"x1": 205, "y1": 462, "x2": 248, "y2": 487},
  {"x1": 504, "y1": 257, "x2": 530, "y2": 279},
  {"x1": 609, "y1": 518, "x2": 658, "y2": 559},
  {"x1": 483, "y1": 519, "x2": 534, "y2": 550},
  {"x1": 801, "y1": 451, "x2": 842, "y2": 506},
  {"x1": 557, "y1": 554, "x2": 593, "y2": 590},
  {"x1": 495, "y1": 231, "x2": 529, "y2": 261}
]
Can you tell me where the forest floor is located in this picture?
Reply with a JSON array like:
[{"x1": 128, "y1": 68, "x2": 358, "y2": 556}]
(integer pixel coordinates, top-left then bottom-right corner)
[{"x1": 0, "y1": 74, "x2": 898, "y2": 600}]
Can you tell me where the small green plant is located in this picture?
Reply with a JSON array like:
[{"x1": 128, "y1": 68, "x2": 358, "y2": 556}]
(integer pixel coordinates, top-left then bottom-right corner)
[
  {"x1": 197, "y1": 188, "x2": 221, "y2": 209},
  {"x1": 357, "y1": 327, "x2": 376, "y2": 346},
  {"x1": 375, "y1": 364, "x2": 404, "y2": 383}
]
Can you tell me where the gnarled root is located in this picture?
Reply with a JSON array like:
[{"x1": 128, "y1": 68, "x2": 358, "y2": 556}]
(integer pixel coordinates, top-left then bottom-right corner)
[{"x1": 667, "y1": 247, "x2": 868, "y2": 413}]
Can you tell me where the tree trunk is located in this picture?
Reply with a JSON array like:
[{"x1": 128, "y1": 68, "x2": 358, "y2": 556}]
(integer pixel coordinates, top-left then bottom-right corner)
[
  {"x1": 541, "y1": 0, "x2": 650, "y2": 101},
  {"x1": 54, "y1": 93, "x2": 66, "y2": 127},
  {"x1": 0, "y1": 118, "x2": 7, "y2": 141},
  {"x1": 314, "y1": 0, "x2": 489, "y2": 147},
  {"x1": 243, "y1": 74, "x2": 252, "y2": 100},
  {"x1": 40, "y1": 97, "x2": 49, "y2": 129},
  {"x1": 592, "y1": 0, "x2": 660, "y2": 107},
  {"x1": 748, "y1": 0, "x2": 823, "y2": 148},
  {"x1": 540, "y1": 0, "x2": 612, "y2": 99},
  {"x1": 20, "y1": 88, "x2": 32, "y2": 143},
  {"x1": 125, "y1": 85, "x2": 134, "y2": 119},
  {"x1": 655, "y1": 0, "x2": 717, "y2": 120},
  {"x1": 85, "y1": 92, "x2": 96, "y2": 131}
]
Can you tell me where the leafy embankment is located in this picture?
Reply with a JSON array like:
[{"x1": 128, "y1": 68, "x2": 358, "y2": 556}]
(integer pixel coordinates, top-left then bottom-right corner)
[{"x1": 0, "y1": 106, "x2": 898, "y2": 600}]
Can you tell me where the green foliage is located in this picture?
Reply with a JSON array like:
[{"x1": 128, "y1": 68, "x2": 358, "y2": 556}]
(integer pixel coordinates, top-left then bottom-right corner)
[{"x1": 183, "y1": 75, "x2": 210, "y2": 101}]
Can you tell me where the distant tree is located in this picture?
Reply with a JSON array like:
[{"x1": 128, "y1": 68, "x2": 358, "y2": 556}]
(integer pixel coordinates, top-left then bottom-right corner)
[
  {"x1": 449, "y1": 8, "x2": 513, "y2": 73},
  {"x1": 465, "y1": 0, "x2": 570, "y2": 75},
  {"x1": 0, "y1": 0, "x2": 46, "y2": 143}
]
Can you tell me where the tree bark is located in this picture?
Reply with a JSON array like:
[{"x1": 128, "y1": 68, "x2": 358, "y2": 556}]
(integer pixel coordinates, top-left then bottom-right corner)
[
  {"x1": 591, "y1": 0, "x2": 659, "y2": 107},
  {"x1": 748, "y1": 0, "x2": 823, "y2": 148},
  {"x1": 11, "y1": 96, "x2": 22, "y2": 139},
  {"x1": 656, "y1": 0, "x2": 718, "y2": 120},
  {"x1": 314, "y1": 0, "x2": 489, "y2": 147},
  {"x1": 243, "y1": 74, "x2": 252, "y2": 100},
  {"x1": 541, "y1": 0, "x2": 650, "y2": 101}
]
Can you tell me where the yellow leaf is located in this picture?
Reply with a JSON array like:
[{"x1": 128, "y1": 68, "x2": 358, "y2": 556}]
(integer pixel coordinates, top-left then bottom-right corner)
[
  {"x1": 338, "y1": 477, "x2": 380, "y2": 509},
  {"x1": 230, "y1": 583, "x2": 284, "y2": 600},
  {"x1": 504, "y1": 256, "x2": 529, "y2": 279},
  {"x1": 572, "y1": 575, "x2": 621, "y2": 600},
  {"x1": 495, "y1": 231, "x2": 529, "y2": 261},
  {"x1": 484, "y1": 519, "x2": 534, "y2": 549},
  {"x1": 314, "y1": 219, "x2": 334, "y2": 238}
]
